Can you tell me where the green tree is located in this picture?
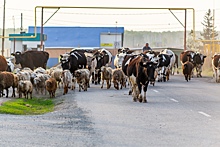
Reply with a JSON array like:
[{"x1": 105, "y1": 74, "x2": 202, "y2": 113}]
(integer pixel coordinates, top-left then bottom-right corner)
[
  {"x1": 187, "y1": 30, "x2": 202, "y2": 51},
  {"x1": 200, "y1": 9, "x2": 218, "y2": 45}
]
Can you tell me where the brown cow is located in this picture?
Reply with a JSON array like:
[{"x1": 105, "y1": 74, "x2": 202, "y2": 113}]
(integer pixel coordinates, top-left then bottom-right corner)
[
  {"x1": 182, "y1": 61, "x2": 194, "y2": 82},
  {"x1": 212, "y1": 54, "x2": 220, "y2": 83},
  {"x1": 127, "y1": 53, "x2": 157, "y2": 103},
  {"x1": 0, "y1": 55, "x2": 8, "y2": 71},
  {"x1": 180, "y1": 50, "x2": 195, "y2": 65}
]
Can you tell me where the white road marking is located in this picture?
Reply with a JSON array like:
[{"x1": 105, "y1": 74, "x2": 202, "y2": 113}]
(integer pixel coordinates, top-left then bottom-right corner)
[
  {"x1": 170, "y1": 98, "x2": 179, "y2": 103},
  {"x1": 153, "y1": 90, "x2": 159, "y2": 93},
  {"x1": 198, "y1": 111, "x2": 211, "y2": 117}
]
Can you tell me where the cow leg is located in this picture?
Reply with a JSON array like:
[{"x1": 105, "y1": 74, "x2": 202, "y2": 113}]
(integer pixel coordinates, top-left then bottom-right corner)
[
  {"x1": 137, "y1": 81, "x2": 143, "y2": 103},
  {"x1": 142, "y1": 83, "x2": 149, "y2": 103},
  {"x1": 132, "y1": 85, "x2": 138, "y2": 102},
  {"x1": 185, "y1": 74, "x2": 188, "y2": 82},
  {"x1": 91, "y1": 72, "x2": 95, "y2": 84},
  {"x1": 129, "y1": 76, "x2": 138, "y2": 102}
]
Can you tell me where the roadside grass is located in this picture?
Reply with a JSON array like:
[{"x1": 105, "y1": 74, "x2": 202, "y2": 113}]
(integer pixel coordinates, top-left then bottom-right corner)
[
  {"x1": 0, "y1": 98, "x2": 54, "y2": 115},
  {"x1": 202, "y1": 68, "x2": 213, "y2": 77}
]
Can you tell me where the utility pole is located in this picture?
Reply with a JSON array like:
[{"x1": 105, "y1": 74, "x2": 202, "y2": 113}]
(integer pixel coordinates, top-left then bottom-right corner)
[{"x1": 2, "y1": 0, "x2": 6, "y2": 56}]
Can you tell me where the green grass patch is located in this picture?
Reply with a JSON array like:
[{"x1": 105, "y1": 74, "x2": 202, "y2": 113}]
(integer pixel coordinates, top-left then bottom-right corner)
[{"x1": 0, "y1": 98, "x2": 54, "y2": 115}]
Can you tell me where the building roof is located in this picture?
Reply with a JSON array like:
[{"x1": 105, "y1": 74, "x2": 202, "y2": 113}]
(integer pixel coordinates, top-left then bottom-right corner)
[
  {"x1": 28, "y1": 26, "x2": 124, "y2": 48},
  {"x1": 9, "y1": 33, "x2": 47, "y2": 41}
]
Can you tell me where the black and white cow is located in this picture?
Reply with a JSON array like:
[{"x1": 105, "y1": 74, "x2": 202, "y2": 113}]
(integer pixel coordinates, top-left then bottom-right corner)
[
  {"x1": 127, "y1": 53, "x2": 157, "y2": 103},
  {"x1": 114, "y1": 48, "x2": 135, "y2": 69},
  {"x1": 157, "y1": 53, "x2": 173, "y2": 82},
  {"x1": 92, "y1": 48, "x2": 112, "y2": 84},
  {"x1": 144, "y1": 50, "x2": 160, "y2": 86},
  {"x1": 192, "y1": 52, "x2": 206, "y2": 77},
  {"x1": 121, "y1": 54, "x2": 138, "y2": 94},
  {"x1": 60, "y1": 50, "x2": 87, "y2": 76},
  {"x1": 160, "y1": 49, "x2": 176, "y2": 75}
]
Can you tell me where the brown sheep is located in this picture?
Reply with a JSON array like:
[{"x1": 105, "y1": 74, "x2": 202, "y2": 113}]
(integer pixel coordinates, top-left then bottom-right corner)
[
  {"x1": 182, "y1": 61, "x2": 194, "y2": 82},
  {"x1": 17, "y1": 80, "x2": 33, "y2": 99},
  {"x1": 51, "y1": 69, "x2": 63, "y2": 89},
  {"x1": 0, "y1": 71, "x2": 17, "y2": 97},
  {"x1": 74, "y1": 69, "x2": 90, "y2": 92},
  {"x1": 45, "y1": 78, "x2": 57, "y2": 98},
  {"x1": 112, "y1": 68, "x2": 126, "y2": 90},
  {"x1": 100, "y1": 66, "x2": 112, "y2": 89}
]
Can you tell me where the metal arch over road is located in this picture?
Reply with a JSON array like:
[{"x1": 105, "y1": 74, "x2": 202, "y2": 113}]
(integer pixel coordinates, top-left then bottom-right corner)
[
  {"x1": 33, "y1": 6, "x2": 195, "y2": 50},
  {"x1": 1, "y1": 6, "x2": 194, "y2": 39}
]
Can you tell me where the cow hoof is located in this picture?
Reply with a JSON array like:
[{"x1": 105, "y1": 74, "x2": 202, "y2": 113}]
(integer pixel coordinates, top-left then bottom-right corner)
[
  {"x1": 129, "y1": 90, "x2": 132, "y2": 95},
  {"x1": 133, "y1": 98, "x2": 137, "y2": 102},
  {"x1": 143, "y1": 99, "x2": 147, "y2": 103},
  {"x1": 138, "y1": 94, "x2": 143, "y2": 103}
]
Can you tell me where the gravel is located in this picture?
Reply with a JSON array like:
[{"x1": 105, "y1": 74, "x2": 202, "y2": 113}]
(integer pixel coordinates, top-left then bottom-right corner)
[{"x1": 0, "y1": 88, "x2": 102, "y2": 147}]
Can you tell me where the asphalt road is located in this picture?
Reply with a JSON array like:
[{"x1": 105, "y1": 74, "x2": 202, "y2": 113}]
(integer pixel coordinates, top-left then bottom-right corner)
[{"x1": 0, "y1": 74, "x2": 220, "y2": 147}]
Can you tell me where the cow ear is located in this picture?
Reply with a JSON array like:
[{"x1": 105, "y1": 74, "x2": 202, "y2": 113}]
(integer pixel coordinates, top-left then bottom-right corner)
[
  {"x1": 204, "y1": 55, "x2": 207, "y2": 58},
  {"x1": 118, "y1": 49, "x2": 122, "y2": 53},
  {"x1": 60, "y1": 55, "x2": 63, "y2": 58},
  {"x1": 11, "y1": 53, "x2": 15, "y2": 56}
]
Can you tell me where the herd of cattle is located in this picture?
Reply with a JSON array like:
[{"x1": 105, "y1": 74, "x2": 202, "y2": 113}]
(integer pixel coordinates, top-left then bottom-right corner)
[{"x1": 0, "y1": 48, "x2": 219, "y2": 103}]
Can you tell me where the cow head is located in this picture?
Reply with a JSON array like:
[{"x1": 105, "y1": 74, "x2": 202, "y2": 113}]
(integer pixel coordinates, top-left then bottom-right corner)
[
  {"x1": 146, "y1": 61, "x2": 158, "y2": 82},
  {"x1": 116, "y1": 53, "x2": 126, "y2": 68},
  {"x1": 157, "y1": 54, "x2": 172, "y2": 67},
  {"x1": 11, "y1": 51, "x2": 22, "y2": 64},
  {"x1": 60, "y1": 59, "x2": 70, "y2": 70},
  {"x1": 139, "y1": 53, "x2": 150, "y2": 67},
  {"x1": 93, "y1": 53, "x2": 104, "y2": 69},
  {"x1": 186, "y1": 51, "x2": 195, "y2": 63},
  {"x1": 192, "y1": 52, "x2": 206, "y2": 66}
]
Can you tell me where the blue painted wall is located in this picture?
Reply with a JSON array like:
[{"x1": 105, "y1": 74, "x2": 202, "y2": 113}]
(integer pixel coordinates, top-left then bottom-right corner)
[
  {"x1": 28, "y1": 26, "x2": 124, "y2": 68},
  {"x1": 28, "y1": 26, "x2": 124, "y2": 48},
  {"x1": 47, "y1": 58, "x2": 59, "y2": 68}
]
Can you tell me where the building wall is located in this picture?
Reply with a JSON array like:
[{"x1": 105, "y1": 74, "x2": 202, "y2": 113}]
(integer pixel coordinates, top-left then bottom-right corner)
[
  {"x1": 28, "y1": 26, "x2": 124, "y2": 48},
  {"x1": 27, "y1": 26, "x2": 124, "y2": 68},
  {"x1": 45, "y1": 48, "x2": 73, "y2": 67},
  {"x1": 10, "y1": 41, "x2": 23, "y2": 53},
  {"x1": 23, "y1": 41, "x2": 43, "y2": 49}
]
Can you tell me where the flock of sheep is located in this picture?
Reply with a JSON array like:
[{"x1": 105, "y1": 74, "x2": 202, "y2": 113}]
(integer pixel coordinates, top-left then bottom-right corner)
[{"x1": 0, "y1": 59, "x2": 128, "y2": 100}]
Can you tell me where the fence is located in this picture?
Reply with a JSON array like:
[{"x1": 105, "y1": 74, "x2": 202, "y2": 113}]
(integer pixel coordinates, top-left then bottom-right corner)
[{"x1": 202, "y1": 44, "x2": 220, "y2": 70}]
